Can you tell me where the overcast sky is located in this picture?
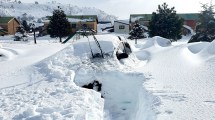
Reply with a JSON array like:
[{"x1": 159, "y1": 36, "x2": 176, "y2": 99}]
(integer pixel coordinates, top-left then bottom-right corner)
[{"x1": 21, "y1": 0, "x2": 212, "y2": 19}]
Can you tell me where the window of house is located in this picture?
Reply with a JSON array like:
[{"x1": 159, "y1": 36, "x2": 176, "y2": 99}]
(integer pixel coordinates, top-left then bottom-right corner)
[
  {"x1": 71, "y1": 24, "x2": 76, "y2": 28},
  {"x1": 119, "y1": 25, "x2": 125, "y2": 29}
]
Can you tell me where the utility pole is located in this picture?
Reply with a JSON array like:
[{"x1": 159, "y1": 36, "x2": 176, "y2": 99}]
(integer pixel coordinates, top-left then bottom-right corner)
[{"x1": 32, "y1": 24, "x2": 36, "y2": 44}]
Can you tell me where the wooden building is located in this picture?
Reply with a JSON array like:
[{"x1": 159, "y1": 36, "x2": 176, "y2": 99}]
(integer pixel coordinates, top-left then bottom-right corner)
[
  {"x1": 0, "y1": 17, "x2": 20, "y2": 35},
  {"x1": 67, "y1": 15, "x2": 98, "y2": 33}
]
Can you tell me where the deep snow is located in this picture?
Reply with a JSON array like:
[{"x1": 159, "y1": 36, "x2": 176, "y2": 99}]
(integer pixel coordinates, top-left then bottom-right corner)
[{"x1": 0, "y1": 34, "x2": 215, "y2": 120}]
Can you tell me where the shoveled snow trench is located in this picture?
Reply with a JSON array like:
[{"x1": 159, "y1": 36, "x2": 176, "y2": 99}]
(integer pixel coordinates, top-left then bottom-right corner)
[{"x1": 0, "y1": 43, "x2": 158, "y2": 120}]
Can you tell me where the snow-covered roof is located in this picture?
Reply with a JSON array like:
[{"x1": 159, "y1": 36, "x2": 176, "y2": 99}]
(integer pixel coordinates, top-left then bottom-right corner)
[
  {"x1": 68, "y1": 18, "x2": 95, "y2": 23},
  {"x1": 183, "y1": 25, "x2": 195, "y2": 35},
  {"x1": 67, "y1": 15, "x2": 98, "y2": 23},
  {"x1": 114, "y1": 20, "x2": 129, "y2": 25},
  {"x1": 0, "y1": 17, "x2": 20, "y2": 24},
  {"x1": 130, "y1": 13, "x2": 199, "y2": 22},
  {"x1": 130, "y1": 14, "x2": 152, "y2": 22}
]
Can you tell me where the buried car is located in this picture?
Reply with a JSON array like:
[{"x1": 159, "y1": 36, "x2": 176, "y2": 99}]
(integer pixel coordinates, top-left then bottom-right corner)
[{"x1": 73, "y1": 34, "x2": 132, "y2": 60}]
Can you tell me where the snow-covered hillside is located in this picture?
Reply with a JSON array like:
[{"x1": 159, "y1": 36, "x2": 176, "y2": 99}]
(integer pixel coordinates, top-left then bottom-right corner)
[{"x1": 0, "y1": 1, "x2": 117, "y2": 21}]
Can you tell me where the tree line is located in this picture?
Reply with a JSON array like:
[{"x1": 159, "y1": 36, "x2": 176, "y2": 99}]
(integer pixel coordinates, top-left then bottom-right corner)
[
  {"x1": 129, "y1": 2, "x2": 215, "y2": 43},
  {"x1": 47, "y1": 2, "x2": 215, "y2": 43}
]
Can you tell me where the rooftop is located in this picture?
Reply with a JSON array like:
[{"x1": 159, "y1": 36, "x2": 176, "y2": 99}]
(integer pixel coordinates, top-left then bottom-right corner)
[
  {"x1": 0, "y1": 17, "x2": 14, "y2": 24},
  {"x1": 130, "y1": 13, "x2": 200, "y2": 22}
]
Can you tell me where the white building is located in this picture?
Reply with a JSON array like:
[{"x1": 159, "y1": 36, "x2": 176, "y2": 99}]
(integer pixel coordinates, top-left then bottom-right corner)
[{"x1": 114, "y1": 20, "x2": 130, "y2": 34}]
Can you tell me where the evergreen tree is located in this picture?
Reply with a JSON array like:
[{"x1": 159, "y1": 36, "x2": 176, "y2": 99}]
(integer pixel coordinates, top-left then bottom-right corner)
[
  {"x1": 47, "y1": 6, "x2": 71, "y2": 42},
  {"x1": 148, "y1": 3, "x2": 183, "y2": 41},
  {"x1": 188, "y1": 3, "x2": 215, "y2": 43},
  {"x1": 14, "y1": 26, "x2": 27, "y2": 41},
  {"x1": 129, "y1": 21, "x2": 144, "y2": 44},
  {"x1": 16, "y1": 26, "x2": 25, "y2": 34},
  {"x1": 22, "y1": 20, "x2": 30, "y2": 32}
]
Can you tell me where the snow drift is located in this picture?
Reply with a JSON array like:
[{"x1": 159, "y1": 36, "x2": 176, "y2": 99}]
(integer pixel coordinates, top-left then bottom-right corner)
[
  {"x1": 183, "y1": 40, "x2": 215, "y2": 63},
  {"x1": 135, "y1": 36, "x2": 172, "y2": 49}
]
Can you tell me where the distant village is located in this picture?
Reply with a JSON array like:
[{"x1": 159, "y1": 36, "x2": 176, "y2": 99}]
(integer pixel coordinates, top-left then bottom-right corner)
[{"x1": 0, "y1": 13, "x2": 198, "y2": 38}]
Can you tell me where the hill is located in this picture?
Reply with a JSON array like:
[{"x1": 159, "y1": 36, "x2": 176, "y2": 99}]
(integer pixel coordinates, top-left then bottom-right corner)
[{"x1": 0, "y1": 0, "x2": 117, "y2": 21}]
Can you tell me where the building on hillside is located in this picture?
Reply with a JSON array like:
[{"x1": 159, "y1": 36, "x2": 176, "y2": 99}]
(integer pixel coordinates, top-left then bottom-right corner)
[
  {"x1": 129, "y1": 13, "x2": 199, "y2": 33},
  {"x1": 67, "y1": 15, "x2": 98, "y2": 33},
  {"x1": 0, "y1": 17, "x2": 20, "y2": 35},
  {"x1": 114, "y1": 20, "x2": 130, "y2": 34}
]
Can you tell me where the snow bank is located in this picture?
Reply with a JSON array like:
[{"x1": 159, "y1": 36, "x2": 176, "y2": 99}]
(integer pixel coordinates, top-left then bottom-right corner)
[
  {"x1": 134, "y1": 50, "x2": 150, "y2": 61},
  {"x1": 135, "y1": 36, "x2": 171, "y2": 49},
  {"x1": 0, "y1": 45, "x2": 104, "y2": 120},
  {"x1": 182, "y1": 40, "x2": 215, "y2": 63},
  {"x1": 0, "y1": 48, "x2": 18, "y2": 61}
]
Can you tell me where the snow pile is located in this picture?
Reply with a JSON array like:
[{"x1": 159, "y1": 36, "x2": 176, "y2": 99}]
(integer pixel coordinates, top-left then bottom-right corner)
[
  {"x1": 135, "y1": 36, "x2": 171, "y2": 49},
  {"x1": 0, "y1": 45, "x2": 104, "y2": 120},
  {"x1": 183, "y1": 40, "x2": 215, "y2": 63},
  {"x1": 133, "y1": 36, "x2": 171, "y2": 62},
  {"x1": 0, "y1": 48, "x2": 18, "y2": 61}
]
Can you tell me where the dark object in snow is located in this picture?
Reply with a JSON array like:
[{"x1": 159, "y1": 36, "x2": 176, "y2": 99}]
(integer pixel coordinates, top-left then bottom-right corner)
[
  {"x1": 116, "y1": 52, "x2": 128, "y2": 60},
  {"x1": 115, "y1": 38, "x2": 131, "y2": 60},
  {"x1": 188, "y1": 32, "x2": 215, "y2": 43},
  {"x1": 82, "y1": 80, "x2": 102, "y2": 92},
  {"x1": 92, "y1": 53, "x2": 103, "y2": 58}
]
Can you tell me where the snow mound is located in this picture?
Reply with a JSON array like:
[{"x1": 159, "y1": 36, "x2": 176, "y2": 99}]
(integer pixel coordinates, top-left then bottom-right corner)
[
  {"x1": 200, "y1": 40, "x2": 215, "y2": 55},
  {"x1": 136, "y1": 36, "x2": 171, "y2": 49},
  {"x1": 183, "y1": 40, "x2": 215, "y2": 63},
  {"x1": 134, "y1": 50, "x2": 150, "y2": 62},
  {"x1": 0, "y1": 48, "x2": 18, "y2": 61},
  {"x1": 0, "y1": 46, "x2": 104, "y2": 120},
  {"x1": 153, "y1": 36, "x2": 172, "y2": 47},
  {"x1": 73, "y1": 35, "x2": 122, "y2": 58}
]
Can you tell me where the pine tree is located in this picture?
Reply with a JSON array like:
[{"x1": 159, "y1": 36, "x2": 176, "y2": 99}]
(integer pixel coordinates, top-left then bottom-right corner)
[
  {"x1": 188, "y1": 3, "x2": 215, "y2": 43},
  {"x1": 129, "y1": 21, "x2": 144, "y2": 44},
  {"x1": 148, "y1": 3, "x2": 183, "y2": 41},
  {"x1": 47, "y1": 6, "x2": 71, "y2": 42},
  {"x1": 22, "y1": 20, "x2": 30, "y2": 32}
]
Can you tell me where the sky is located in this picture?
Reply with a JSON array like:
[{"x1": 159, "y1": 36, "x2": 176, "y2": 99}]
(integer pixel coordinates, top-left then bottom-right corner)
[{"x1": 21, "y1": 0, "x2": 212, "y2": 19}]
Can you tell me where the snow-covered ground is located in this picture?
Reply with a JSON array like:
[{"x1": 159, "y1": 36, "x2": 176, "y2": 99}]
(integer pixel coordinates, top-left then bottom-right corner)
[{"x1": 0, "y1": 34, "x2": 215, "y2": 120}]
